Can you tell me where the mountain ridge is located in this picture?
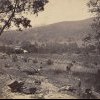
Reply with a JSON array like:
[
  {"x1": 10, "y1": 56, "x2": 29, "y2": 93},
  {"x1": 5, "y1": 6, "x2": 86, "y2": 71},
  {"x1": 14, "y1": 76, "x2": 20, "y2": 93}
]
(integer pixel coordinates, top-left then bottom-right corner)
[{"x1": 0, "y1": 18, "x2": 93, "y2": 44}]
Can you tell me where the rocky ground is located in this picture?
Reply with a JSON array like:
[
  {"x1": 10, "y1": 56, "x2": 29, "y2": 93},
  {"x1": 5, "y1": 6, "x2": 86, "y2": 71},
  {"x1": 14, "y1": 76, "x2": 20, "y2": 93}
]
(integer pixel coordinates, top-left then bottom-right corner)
[{"x1": 1, "y1": 76, "x2": 77, "y2": 99}]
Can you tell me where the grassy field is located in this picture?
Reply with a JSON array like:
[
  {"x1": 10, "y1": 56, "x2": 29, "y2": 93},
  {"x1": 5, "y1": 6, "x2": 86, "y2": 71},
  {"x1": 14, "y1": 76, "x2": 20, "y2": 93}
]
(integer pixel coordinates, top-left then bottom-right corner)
[{"x1": 0, "y1": 52, "x2": 100, "y2": 99}]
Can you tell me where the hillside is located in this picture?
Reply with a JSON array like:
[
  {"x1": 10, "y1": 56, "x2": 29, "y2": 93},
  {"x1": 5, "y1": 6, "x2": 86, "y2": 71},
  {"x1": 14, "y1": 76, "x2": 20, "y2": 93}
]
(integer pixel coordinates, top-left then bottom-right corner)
[{"x1": 0, "y1": 18, "x2": 93, "y2": 44}]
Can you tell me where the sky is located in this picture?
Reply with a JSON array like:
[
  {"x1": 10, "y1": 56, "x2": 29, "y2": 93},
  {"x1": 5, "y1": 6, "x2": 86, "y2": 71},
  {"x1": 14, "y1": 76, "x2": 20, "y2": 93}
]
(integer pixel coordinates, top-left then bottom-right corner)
[{"x1": 28, "y1": 0, "x2": 92, "y2": 27}]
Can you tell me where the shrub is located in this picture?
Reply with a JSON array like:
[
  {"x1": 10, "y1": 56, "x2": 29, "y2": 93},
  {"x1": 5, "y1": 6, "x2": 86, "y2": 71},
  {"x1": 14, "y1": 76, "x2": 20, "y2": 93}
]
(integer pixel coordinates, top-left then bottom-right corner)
[
  {"x1": 5, "y1": 63, "x2": 10, "y2": 68},
  {"x1": 33, "y1": 58, "x2": 38, "y2": 64},
  {"x1": 47, "y1": 59, "x2": 54, "y2": 65},
  {"x1": 53, "y1": 69, "x2": 65, "y2": 75}
]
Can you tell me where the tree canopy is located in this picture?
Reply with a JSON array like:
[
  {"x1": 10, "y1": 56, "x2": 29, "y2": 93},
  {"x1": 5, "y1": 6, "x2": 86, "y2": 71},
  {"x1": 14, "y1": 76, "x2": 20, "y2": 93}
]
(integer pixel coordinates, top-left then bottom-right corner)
[
  {"x1": 0, "y1": 0, "x2": 49, "y2": 35},
  {"x1": 88, "y1": 0, "x2": 100, "y2": 40},
  {"x1": 87, "y1": 0, "x2": 100, "y2": 53}
]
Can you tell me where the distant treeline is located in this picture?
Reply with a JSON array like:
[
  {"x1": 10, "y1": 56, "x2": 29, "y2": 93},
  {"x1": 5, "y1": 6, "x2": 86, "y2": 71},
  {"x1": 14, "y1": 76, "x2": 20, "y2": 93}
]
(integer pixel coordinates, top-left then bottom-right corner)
[
  {"x1": 0, "y1": 41, "x2": 96, "y2": 54},
  {"x1": 0, "y1": 46, "x2": 15, "y2": 54},
  {"x1": 21, "y1": 41, "x2": 96, "y2": 54}
]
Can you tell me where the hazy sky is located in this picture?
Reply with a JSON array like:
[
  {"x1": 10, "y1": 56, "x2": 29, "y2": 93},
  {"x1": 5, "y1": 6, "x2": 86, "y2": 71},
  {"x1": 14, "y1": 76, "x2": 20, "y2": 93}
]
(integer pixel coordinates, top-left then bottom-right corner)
[{"x1": 28, "y1": 0, "x2": 92, "y2": 27}]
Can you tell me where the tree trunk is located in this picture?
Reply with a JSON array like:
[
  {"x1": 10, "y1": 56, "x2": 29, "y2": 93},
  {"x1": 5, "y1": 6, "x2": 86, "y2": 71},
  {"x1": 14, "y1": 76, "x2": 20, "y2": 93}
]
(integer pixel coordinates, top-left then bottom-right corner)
[{"x1": 0, "y1": 12, "x2": 15, "y2": 35}]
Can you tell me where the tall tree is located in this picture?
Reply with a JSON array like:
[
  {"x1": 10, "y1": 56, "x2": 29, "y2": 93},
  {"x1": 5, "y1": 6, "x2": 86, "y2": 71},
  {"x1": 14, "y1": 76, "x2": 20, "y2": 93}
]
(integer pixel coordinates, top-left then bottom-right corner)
[
  {"x1": 0, "y1": 0, "x2": 48, "y2": 35},
  {"x1": 88, "y1": 0, "x2": 100, "y2": 53}
]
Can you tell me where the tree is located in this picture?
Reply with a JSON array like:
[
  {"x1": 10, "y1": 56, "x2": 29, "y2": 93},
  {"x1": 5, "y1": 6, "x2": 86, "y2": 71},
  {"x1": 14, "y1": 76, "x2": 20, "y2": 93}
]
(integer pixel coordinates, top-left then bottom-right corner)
[
  {"x1": 87, "y1": 0, "x2": 100, "y2": 54},
  {"x1": 88, "y1": 1, "x2": 100, "y2": 92},
  {"x1": 0, "y1": 0, "x2": 49, "y2": 35}
]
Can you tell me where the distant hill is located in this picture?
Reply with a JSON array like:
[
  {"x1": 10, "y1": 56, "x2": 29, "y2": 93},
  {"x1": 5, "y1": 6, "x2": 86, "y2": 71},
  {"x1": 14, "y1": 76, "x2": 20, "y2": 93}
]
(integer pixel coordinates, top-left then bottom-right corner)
[{"x1": 0, "y1": 18, "x2": 93, "y2": 44}]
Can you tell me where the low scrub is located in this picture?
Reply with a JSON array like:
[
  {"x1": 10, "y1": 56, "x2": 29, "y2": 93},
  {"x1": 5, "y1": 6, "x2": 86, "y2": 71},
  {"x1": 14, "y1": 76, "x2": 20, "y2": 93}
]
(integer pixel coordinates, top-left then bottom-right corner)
[{"x1": 47, "y1": 59, "x2": 54, "y2": 65}]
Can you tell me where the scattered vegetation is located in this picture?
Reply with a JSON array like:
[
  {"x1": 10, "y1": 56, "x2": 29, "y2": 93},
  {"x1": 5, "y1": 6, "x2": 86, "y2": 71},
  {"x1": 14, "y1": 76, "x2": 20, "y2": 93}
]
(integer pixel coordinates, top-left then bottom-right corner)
[
  {"x1": 33, "y1": 58, "x2": 38, "y2": 64},
  {"x1": 53, "y1": 69, "x2": 65, "y2": 75},
  {"x1": 47, "y1": 59, "x2": 54, "y2": 65}
]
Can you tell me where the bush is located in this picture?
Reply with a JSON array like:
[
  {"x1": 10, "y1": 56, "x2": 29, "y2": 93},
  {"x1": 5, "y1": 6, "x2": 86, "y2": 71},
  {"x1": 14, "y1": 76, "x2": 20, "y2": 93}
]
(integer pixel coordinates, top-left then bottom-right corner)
[
  {"x1": 5, "y1": 63, "x2": 10, "y2": 68},
  {"x1": 53, "y1": 69, "x2": 65, "y2": 75},
  {"x1": 12, "y1": 55, "x2": 18, "y2": 62},
  {"x1": 47, "y1": 59, "x2": 54, "y2": 65},
  {"x1": 33, "y1": 58, "x2": 38, "y2": 64},
  {"x1": 22, "y1": 57, "x2": 28, "y2": 62}
]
